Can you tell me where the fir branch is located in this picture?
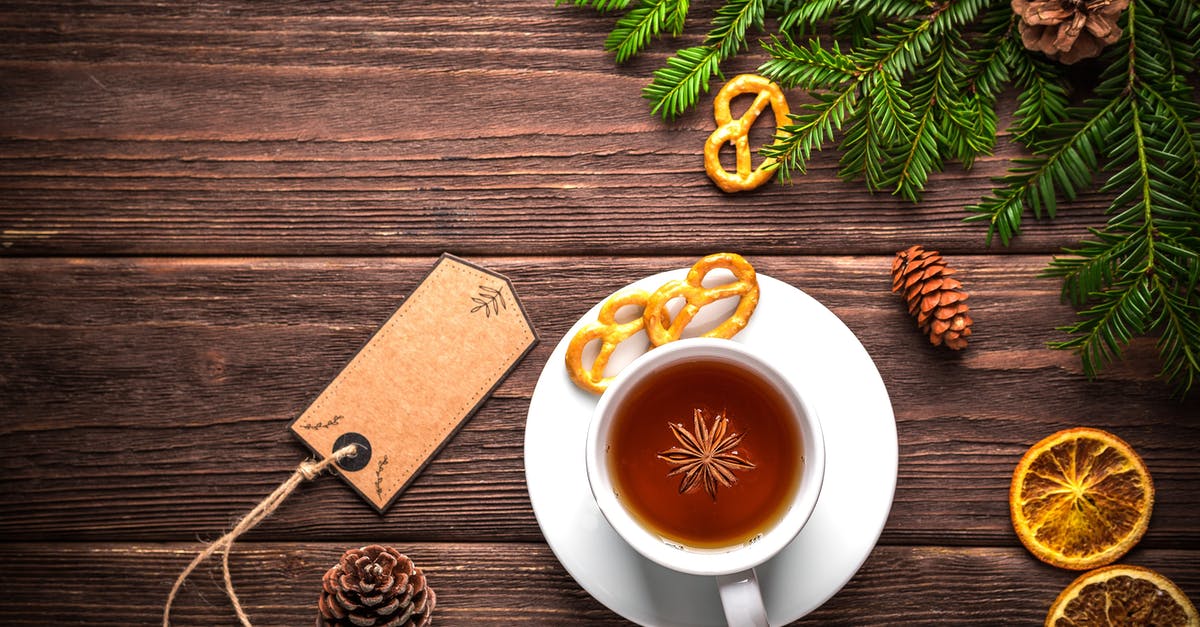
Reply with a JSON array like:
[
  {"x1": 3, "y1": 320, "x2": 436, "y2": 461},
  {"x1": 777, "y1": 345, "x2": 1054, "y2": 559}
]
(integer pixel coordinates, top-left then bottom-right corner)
[
  {"x1": 838, "y1": 96, "x2": 886, "y2": 190},
  {"x1": 641, "y1": 0, "x2": 764, "y2": 119},
  {"x1": 848, "y1": 0, "x2": 924, "y2": 19},
  {"x1": 760, "y1": 15, "x2": 937, "y2": 180},
  {"x1": 1005, "y1": 43, "x2": 1071, "y2": 145},
  {"x1": 946, "y1": 7, "x2": 1011, "y2": 168},
  {"x1": 883, "y1": 30, "x2": 976, "y2": 200},
  {"x1": 1041, "y1": 232, "x2": 1122, "y2": 305},
  {"x1": 777, "y1": 0, "x2": 844, "y2": 34},
  {"x1": 964, "y1": 95, "x2": 1121, "y2": 245},
  {"x1": 763, "y1": 83, "x2": 859, "y2": 178},
  {"x1": 557, "y1": 0, "x2": 633, "y2": 11},
  {"x1": 1049, "y1": 275, "x2": 1154, "y2": 381},
  {"x1": 1153, "y1": 273, "x2": 1200, "y2": 392},
  {"x1": 1150, "y1": 0, "x2": 1197, "y2": 80},
  {"x1": 949, "y1": 94, "x2": 999, "y2": 168},
  {"x1": 643, "y1": 45, "x2": 723, "y2": 120},
  {"x1": 832, "y1": 10, "x2": 877, "y2": 48},
  {"x1": 765, "y1": 4, "x2": 994, "y2": 193},
  {"x1": 929, "y1": 0, "x2": 994, "y2": 34},
  {"x1": 883, "y1": 83, "x2": 939, "y2": 201},
  {"x1": 705, "y1": 0, "x2": 766, "y2": 57},
  {"x1": 758, "y1": 35, "x2": 857, "y2": 90},
  {"x1": 666, "y1": 0, "x2": 690, "y2": 34},
  {"x1": 1141, "y1": 86, "x2": 1200, "y2": 204},
  {"x1": 606, "y1": 0, "x2": 675, "y2": 63},
  {"x1": 860, "y1": 70, "x2": 913, "y2": 144},
  {"x1": 838, "y1": 70, "x2": 913, "y2": 191},
  {"x1": 1040, "y1": 0, "x2": 1200, "y2": 394},
  {"x1": 849, "y1": 17, "x2": 935, "y2": 76},
  {"x1": 962, "y1": 10, "x2": 1014, "y2": 100}
]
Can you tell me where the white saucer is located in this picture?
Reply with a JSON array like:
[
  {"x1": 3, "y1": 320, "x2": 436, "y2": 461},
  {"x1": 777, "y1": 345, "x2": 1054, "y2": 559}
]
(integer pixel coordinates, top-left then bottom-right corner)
[{"x1": 524, "y1": 270, "x2": 897, "y2": 626}]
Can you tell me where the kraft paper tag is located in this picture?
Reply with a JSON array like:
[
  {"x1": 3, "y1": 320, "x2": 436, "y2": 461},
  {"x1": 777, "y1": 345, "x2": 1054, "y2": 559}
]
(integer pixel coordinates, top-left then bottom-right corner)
[{"x1": 289, "y1": 254, "x2": 537, "y2": 512}]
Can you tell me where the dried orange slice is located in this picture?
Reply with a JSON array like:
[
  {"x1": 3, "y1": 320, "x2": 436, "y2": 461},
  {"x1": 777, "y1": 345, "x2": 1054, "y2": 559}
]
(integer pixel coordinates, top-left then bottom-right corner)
[
  {"x1": 1046, "y1": 565, "x2": 1199, "y2": 626},
  {"x1": 1010, "y1": 427, "x2": 1154, "y2": 570}
]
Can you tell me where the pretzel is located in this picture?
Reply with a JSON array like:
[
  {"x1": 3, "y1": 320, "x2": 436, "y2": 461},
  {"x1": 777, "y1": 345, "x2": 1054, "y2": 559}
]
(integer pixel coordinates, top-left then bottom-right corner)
[
  {"x1": 643, "y1": 252, "x2": 759, "y2": 346},
  {"x1": 565, "y1": 289, "x2": 651, "y2": 394},
  {"x1": 703, "y1": 74, "x2": 790, "y2": 193}
]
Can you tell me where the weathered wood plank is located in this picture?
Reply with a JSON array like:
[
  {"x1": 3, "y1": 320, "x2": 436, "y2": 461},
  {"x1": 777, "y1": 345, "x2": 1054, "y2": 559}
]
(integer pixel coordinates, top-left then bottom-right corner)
[
  {"x1": 0, "y1": 139, "x2": 1104, "y2": 257},
  {"x1": 2, "y1": 256, "x2": 1196, "y2": 543},
  {"x1": 0, "y1": 543, "x2": 1195, "y2": 625},
  {"x1": 0, "y1": 2, "x2": 1110, "y2": 256}
]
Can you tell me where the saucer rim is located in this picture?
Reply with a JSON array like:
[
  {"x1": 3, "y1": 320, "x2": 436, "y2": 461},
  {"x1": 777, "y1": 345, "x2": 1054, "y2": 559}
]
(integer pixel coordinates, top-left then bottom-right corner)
[{"x1": 524, "y1": 269, "x2": 898, "y2": 626}]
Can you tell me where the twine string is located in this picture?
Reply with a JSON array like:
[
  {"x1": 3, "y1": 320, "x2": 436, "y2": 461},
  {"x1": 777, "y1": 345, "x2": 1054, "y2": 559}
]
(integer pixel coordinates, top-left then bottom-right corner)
[{"x1": 163, "y1": 444, "x2": 359, "y2": 627}]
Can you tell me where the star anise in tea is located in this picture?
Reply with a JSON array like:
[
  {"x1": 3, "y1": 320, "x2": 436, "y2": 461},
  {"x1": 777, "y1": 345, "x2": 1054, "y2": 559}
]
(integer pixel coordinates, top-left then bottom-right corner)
[{"x1": 657, "y1": 408, "x2": 755, "y2": 501}]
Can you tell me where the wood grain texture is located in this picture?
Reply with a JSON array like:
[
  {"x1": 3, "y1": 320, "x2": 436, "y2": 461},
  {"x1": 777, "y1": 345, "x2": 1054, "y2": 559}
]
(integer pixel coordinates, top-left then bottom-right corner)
[
  {"x1": 0, "y1": 1, "x2": 1111, "y2": 256},
  {"x1": 0, "y1": 543, "x2": 1195, "y2": 626},
  {"x1": 2, "y1": 1, "x2": 1198, "y2": 624},
  {"x1": 2, "y1": 256, "x2": 1196, "y2": 545}
]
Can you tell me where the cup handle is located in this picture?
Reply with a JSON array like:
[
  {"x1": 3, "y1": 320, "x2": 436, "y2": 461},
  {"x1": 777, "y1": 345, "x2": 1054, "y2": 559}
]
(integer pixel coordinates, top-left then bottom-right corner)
[{"x1": 716, "y1": 568, "x2": 769, "y2": 627}]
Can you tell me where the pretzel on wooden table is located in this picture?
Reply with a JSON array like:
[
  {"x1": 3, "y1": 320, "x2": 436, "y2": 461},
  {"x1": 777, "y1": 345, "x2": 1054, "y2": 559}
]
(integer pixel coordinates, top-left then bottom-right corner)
[{"x1": 703, "y1": 74, "x2": 791, "y2": 193}]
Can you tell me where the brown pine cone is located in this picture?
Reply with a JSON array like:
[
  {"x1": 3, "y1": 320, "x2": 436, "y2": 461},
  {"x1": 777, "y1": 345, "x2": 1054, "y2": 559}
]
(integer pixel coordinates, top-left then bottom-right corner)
[
  {"x1": 891, "y1": 245, "x2": 973, "y2": 350},
  {"x1": 1012, "y1": 0, "x2": 1128, "y2": 64},
  {"x1": 317, "y1": 545, "x2": 435, "y2": 627}
]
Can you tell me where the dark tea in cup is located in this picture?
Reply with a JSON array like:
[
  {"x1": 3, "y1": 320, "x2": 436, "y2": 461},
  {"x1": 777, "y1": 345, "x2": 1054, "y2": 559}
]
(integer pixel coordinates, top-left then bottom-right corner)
[
  {"x1": 586, "y1": 338, "x2": 825, "y2": 624},
  {"x1": 605, "y1": 355, "x2": 803, "y2": 549}
]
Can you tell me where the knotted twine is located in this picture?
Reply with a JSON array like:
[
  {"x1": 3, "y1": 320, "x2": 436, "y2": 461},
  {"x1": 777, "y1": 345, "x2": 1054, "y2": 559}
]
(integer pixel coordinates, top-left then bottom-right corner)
[{"x1": 163, "y1": 444, "x2": 359, "y2": 627}]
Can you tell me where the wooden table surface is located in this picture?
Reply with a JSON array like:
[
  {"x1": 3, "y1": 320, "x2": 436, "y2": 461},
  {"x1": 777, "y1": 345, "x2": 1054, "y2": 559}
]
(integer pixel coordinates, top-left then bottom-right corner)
[{"x1": 1, "y1": 2, "x2": 1197, "y2": 625}]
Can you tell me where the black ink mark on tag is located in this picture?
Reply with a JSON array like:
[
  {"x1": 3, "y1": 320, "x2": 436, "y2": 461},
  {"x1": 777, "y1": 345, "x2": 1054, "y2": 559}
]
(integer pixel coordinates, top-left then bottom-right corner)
[
  {"x1": 470, "y1": 284, "x2": 506, "y2": 318},
  {"x1": 300, "y1": 414, "x2": 343, "y2": 431},
  {"x1": 374, "y1": 455, "x2": 389, "y2": 500}
]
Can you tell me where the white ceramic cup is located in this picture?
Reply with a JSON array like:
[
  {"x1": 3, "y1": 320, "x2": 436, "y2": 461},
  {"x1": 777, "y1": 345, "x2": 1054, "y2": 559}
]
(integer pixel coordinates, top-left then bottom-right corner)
[{"x1": 585, "y1": 338, "x2": 825, "y2": 627}]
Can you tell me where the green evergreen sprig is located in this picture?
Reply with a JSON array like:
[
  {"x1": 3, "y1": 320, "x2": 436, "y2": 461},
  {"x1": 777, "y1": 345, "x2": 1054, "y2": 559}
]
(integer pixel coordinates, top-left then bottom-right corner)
[
  {"x1": 1038, "y1": 0, "x2": 1200, "y2": 394},
  {"x1": 758, "y1": 3, "x2": 994, "y2": 199},
  {"x1": 561, "y1": 0, "x2": 1200, "y2": 395},
  {"x1": 642, "y1": 0, "x2": 768, "y2": 119}
]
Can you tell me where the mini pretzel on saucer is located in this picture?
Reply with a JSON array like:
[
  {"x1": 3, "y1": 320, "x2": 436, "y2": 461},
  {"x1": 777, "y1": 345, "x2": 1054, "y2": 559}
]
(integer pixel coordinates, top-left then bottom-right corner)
[
  {"x1": 565, "y1": 253, "x2": 761, "y2": 394},
  {"x1": 643, "y1": 252, "x2": 760, "y2": 346},
  {"x1": 565, "y1": 289, "x2": 651, "y2": 395}
]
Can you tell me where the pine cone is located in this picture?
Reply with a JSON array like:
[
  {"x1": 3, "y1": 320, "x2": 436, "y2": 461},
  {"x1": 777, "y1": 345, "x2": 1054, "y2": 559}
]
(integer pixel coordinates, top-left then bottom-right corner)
[
  {"x1": 1012, "y1": 0, "x2": 1128, "y2": 64},
  {"x1": 317, "y1": 545, "x2": 436, "y2": 627},
  {"x1": 891, "y1": 245, "x2": 973, "y2": 350}
]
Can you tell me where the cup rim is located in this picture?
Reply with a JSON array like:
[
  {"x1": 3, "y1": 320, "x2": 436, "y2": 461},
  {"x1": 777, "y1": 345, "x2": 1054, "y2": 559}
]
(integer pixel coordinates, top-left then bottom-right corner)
[{"x1": 585, "y1": 337, "x2": 825, "y2": 577}]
